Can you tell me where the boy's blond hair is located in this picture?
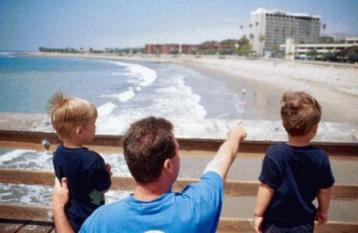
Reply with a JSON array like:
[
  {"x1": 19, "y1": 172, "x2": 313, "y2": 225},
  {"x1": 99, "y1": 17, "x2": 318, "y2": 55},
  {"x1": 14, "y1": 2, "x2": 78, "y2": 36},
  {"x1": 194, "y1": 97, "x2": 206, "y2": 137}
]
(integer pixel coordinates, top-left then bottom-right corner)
[
  {"x1": 281, "y1": 91, "x2": 321, "y2": 136},
  {"x1": 48, "y1": 92, "x2": 98, "y2": 138}
]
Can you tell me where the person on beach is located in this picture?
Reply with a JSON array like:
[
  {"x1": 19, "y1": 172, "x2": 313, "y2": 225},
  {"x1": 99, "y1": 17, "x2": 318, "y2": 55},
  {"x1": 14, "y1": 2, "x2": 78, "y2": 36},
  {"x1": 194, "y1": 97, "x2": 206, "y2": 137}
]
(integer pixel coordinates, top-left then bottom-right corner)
[
  {"x1": 49, "y1": 93, "x2": 112, "y2": 232},
  {"x1": 52, "y1": 116, "x2": 247, "y2": 233},
  {"x1": 254, "y1": 91, "x2": 335, "y2": 233}
]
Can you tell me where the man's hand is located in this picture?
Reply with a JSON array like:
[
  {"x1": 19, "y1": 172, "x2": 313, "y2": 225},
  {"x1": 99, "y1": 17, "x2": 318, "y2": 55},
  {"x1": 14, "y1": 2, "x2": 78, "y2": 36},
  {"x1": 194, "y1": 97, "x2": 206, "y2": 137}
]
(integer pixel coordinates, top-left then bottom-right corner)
[
  {"x1": 227, "y1": 121, "x2": 247, "y2": 143},
  {"x1": 52, "y1": 177, "x2": 69, "y2": 211},
  {"x1": 254, "y1": 216, "x2": 263, "y2": 233},
  {"x1": 52, "y1": 177, "x2": 74, "y2": 233},
  {"x1": 204, "y1": 121, "x2": 247, "y2": 180}
]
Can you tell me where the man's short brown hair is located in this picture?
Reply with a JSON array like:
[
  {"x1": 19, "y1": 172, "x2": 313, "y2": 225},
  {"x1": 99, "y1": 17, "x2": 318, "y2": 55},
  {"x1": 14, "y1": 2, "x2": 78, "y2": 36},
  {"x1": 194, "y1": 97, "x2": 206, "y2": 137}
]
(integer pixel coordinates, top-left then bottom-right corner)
[
  {"x1": 48, "y1": 92, "x2": 97, "y2": 138},
  {"x1": 123, "y1": 117, "x2": 176, "y2": 184},
  {"x1": 281, "y1": 91, "x2": 321, "y2": 136}
]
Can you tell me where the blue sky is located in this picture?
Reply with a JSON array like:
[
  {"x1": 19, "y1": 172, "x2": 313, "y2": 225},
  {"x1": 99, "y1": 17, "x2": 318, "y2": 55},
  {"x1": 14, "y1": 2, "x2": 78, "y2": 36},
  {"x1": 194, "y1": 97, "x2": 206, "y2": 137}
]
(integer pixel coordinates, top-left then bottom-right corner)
[{"x1": 0, "y1": 0, "x2": 357, "y2": 51}]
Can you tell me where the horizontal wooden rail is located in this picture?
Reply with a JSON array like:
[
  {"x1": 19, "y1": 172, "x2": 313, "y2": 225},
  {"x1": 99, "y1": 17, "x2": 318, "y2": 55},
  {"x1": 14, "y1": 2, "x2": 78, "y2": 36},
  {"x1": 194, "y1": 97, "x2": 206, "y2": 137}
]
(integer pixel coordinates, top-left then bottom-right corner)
[
  {"x1": 0, "y1": 168, "x2": 357, "y2": 200},
  {"x1": 0, "y1": 204, "x2": 357, "y2": 233},
  {"x1": 0, "y1": 130, "x2": 357, "y2": 156}
]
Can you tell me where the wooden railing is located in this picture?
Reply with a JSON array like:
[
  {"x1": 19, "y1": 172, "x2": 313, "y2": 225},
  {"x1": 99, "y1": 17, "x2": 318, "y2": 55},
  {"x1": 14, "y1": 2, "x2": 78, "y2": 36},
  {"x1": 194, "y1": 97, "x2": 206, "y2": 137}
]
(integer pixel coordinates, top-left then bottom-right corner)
[{"x1": 0, "y1": 128, "x2": 357, "y2": 232}]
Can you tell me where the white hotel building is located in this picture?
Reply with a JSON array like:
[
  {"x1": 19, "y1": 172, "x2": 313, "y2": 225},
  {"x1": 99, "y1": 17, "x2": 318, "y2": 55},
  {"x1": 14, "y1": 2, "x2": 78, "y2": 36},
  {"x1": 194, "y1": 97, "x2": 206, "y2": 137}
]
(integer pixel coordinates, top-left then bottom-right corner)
[{"x1": 250, "y1": 8, "x2": 321, "y2": 56}]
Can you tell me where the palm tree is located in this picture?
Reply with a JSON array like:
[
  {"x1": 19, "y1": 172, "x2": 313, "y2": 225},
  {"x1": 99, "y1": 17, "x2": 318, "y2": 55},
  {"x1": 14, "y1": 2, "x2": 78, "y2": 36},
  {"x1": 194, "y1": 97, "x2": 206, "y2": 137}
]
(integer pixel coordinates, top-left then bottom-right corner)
[{"x1": 322, "y1": 23, "x2": 326, "y2": 36}]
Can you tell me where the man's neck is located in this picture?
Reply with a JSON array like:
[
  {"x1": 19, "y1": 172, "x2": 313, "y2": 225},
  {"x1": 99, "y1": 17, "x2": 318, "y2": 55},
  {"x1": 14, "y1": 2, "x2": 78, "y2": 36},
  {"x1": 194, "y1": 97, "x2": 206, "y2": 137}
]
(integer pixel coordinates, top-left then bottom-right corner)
[{"x1": 133, "y1": 179, "x2": 172, "y2": 202}]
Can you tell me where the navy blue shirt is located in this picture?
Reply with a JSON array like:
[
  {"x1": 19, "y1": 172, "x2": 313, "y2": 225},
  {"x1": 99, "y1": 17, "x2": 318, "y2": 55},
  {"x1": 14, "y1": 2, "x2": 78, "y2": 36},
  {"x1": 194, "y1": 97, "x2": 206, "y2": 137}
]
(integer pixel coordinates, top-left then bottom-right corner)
[
  {"x1": 259, "y1": 143, "x2": 335, "y2": 224},
  {"x1": 53, "y1": 144, "x2": 111, "y2": 232}
]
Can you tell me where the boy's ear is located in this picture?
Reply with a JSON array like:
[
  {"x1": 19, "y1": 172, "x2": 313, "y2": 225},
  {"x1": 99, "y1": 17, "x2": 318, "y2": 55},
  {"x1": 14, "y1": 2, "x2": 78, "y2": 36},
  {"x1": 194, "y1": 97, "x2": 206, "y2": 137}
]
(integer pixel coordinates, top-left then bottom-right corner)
[{"x1": 311, "y1": 123, "x2": 319, "y2": 134}]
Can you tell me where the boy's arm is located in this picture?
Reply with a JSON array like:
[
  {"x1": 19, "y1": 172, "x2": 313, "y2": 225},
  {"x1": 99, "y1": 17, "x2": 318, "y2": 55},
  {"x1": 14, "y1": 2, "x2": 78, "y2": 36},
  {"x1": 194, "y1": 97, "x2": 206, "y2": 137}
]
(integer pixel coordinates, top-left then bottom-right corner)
[
  {"x1": 254, "y1": 183, "x2": 274, "y2": 233},
  {"x1": 204, "y1": 122, "x2": 246, "y2": 181},
  {"x1": 52, "y1": 177, "x2": 75, "y2": 233},
  {"x1": 316, "y1": 188, "x2": 331, "y2": 224}
]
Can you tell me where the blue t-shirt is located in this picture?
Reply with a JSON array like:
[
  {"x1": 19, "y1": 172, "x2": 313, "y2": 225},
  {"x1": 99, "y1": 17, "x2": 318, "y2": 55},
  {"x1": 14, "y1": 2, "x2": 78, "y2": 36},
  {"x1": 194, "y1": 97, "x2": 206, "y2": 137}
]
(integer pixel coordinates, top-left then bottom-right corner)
[
  {"x1": 53, "y1": 144, "x2": 111, "y2": 232},
  {"x1": 80, "y1": 171, "x2": 223, "y2": 233},
  {"x1": 259, "y1": 143, "x2": 335, "y2": 224}
]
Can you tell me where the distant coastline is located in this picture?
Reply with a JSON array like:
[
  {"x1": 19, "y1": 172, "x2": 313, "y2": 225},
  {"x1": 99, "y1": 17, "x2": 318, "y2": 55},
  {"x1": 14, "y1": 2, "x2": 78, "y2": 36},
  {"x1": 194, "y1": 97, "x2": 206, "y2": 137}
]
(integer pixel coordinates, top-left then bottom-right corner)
[{"x1": 29, "y1": 51, "x2": 358, "y2": 123}]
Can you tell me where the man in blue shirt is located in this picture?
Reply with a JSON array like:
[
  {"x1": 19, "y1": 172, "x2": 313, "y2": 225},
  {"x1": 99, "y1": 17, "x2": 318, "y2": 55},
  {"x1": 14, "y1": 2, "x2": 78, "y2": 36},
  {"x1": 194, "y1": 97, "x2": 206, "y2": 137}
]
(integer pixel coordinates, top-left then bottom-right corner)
[{"x1": 52, "y1": 116, "x2": 247, "y2": 233}]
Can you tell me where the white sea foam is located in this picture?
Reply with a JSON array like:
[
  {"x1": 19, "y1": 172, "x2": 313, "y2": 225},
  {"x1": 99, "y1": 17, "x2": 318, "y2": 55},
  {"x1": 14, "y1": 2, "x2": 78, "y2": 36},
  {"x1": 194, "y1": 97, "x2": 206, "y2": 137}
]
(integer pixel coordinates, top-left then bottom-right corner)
[
  {"x1": 96, "y1": 73, "x2": 208, "y2": 135},
  {"x1": 98, "y1": 102, "x2": 117, "y2": 117},
  {"x1": 153, "y1": 74, "x2": 207, "y2": 119},
  {"x1": 109, "y1": 61, "x2": 157, "y2": 87},
  {"x1": 101, "y1": 87, "x2": 135, "y2": 103}
]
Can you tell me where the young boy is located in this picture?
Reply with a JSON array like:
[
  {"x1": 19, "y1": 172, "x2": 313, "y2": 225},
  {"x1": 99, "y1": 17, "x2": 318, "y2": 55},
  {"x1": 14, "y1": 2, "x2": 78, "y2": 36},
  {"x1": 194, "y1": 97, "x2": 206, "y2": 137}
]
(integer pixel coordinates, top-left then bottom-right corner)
[
  {"x1": 254, "y1": 91, "x2": 335, "y2": 233},
  {"x1": 49, "y1": 93, "x2": 112, "y2": 232}
]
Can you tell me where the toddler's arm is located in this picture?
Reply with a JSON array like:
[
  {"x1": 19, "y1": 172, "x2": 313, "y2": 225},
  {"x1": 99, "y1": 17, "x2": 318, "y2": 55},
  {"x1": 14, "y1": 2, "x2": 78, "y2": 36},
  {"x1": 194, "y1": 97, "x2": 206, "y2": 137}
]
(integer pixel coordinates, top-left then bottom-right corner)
[
  {"x1": 316, "y1": 187, "x2": 331, "y2": 224},
  {"x1": 99, "y1": 163, "x2": 113, "y2": 193},
  {"x1": 254, "y1": 183, "x2": 274, "y2": 233}
]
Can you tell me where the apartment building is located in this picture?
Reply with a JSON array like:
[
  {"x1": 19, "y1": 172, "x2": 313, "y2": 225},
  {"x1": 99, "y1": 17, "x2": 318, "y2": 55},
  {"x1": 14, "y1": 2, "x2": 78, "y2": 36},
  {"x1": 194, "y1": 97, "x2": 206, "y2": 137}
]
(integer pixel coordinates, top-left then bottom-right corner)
[{"x1": 250, "y1": 8, "x2": 320, "y2": 56}]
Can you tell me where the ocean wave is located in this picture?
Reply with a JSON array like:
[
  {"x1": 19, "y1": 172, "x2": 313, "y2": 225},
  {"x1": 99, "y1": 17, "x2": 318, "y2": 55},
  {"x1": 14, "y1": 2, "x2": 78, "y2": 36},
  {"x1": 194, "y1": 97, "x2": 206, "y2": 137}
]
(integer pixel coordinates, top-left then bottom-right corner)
[
  {"x1": 109, "y1": 61, "x2": 157, "y2": 87},
  {"x1": 96, "y1": 72, "x2": 208, "y2": 134},
  {"x1": 101, "y1": 87, "x2": 135, "y2": 103},
  {"x1": 153, "y1": 74, "x2": 207, "y2": 119}
]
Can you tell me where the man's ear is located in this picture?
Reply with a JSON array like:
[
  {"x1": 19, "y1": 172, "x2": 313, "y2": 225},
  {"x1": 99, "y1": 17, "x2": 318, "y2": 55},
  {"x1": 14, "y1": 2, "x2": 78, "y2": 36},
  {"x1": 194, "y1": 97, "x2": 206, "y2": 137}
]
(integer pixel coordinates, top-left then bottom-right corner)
[
  {"x1": 163, "y1": 159, "x2": 173, "y2": 174},
  {"x1": 75, "y1": 126, "x2": 82, "y2": 135}
]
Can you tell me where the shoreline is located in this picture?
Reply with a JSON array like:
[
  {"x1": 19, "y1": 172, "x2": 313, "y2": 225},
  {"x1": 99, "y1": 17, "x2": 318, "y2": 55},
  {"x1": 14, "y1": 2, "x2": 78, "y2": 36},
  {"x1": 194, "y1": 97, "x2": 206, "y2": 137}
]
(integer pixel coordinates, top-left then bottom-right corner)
[{"x1": 29, "y1": 52, "x2": 358, "y2": 123}]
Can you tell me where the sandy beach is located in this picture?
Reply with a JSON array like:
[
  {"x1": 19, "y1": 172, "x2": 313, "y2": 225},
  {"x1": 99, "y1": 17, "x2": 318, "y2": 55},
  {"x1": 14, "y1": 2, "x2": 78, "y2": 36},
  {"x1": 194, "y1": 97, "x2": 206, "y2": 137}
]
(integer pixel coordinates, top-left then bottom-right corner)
[{"x1": 32, "y1": 52, "x2": 358, "y2": 123}]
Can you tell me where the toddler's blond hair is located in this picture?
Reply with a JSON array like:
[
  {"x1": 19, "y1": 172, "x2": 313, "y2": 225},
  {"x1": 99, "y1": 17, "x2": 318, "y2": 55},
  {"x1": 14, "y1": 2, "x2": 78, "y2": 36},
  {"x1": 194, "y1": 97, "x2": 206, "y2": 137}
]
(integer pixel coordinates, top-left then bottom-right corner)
[{"x1": 48, "y1": 92, "x2": 97, "y2": 138}]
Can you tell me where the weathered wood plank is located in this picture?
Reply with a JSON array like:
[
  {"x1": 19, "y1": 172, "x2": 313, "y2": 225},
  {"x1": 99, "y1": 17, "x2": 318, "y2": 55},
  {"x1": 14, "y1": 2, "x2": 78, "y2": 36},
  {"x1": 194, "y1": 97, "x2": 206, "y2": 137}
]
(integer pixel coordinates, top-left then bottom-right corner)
[
  {"x1": 0, "y1": 204, "x2": 51, "y2": 222},
  {"x1": 218, "y1": 217, "x2": 255, "y2": 233},
  {"x1": 315, "y1": 221, "x2": 358, "y2": 233},
  {"x1": 0, "y1": 220, "x2": 26, "y2": 233},
  {"x1": 0, "y1": 169, "x2": 357, "y2": 199},
  {"x1": 17, "y1": 221, "x2": 54, "y2": 233}
]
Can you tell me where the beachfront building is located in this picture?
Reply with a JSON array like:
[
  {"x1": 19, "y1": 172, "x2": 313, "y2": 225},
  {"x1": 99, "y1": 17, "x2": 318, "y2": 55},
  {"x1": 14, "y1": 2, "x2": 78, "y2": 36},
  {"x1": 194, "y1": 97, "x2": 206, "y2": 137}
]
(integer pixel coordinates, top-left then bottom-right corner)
[
  {"x1": 145, "y1": 44, "x2": 180, "y2": 54},
  {"x1": 345, "y1": 37, "x2": 358, "y2": 44},
  {"x1": 281, "y1": 37, "x2": 358, "y2": 61},
  {"x1": 181, "y1": 44, "x2": 200, "y2": 54},
  {"x1": 250, "y1": 8, "x2": 320, "y2": 57}
]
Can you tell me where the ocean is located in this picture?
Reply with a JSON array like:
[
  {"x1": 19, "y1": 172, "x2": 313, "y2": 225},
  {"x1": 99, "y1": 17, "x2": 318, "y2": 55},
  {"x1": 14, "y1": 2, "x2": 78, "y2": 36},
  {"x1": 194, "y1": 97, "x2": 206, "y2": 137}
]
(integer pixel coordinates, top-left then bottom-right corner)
[
  {"x1": 0, "y1": 52, "x2": 245, "y2": 205},
  {"x1": 0, "y1": 52, "x2": 244, "y2": 122}
]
